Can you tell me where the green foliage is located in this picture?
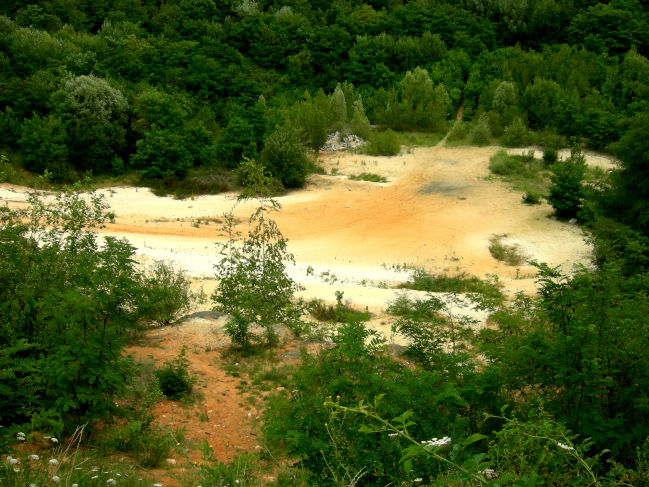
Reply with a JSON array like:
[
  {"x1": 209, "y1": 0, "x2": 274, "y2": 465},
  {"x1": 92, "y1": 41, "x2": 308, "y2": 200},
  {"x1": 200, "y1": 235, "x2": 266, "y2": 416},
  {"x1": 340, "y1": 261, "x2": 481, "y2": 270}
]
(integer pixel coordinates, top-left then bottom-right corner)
[
  {"x1": 0, "y1": 185, "x2": 141, "y2": 432},
  {"x1": 348, "y1": 173, "x2": 387, "y2": 183},
  {"x1": 19, "y1": 114, "x2": 68, "y2": 181},
  {"x1": 469, "y1": 114, "x2": 492, "y2": 146},
  {"x1": 216, "y1": 117, "x2": 257, "y2": 168},
  {"x1": 543, "y1": 147, "x2": 559, "y2": 165},
  {"x1": 154, "y1": 347, "x2": 196, "y2": 400},
  {"x1": 480, "y1": 261, "x2": 649, "y2": 459},
  {"x1": 488, "y1": 235, "x2": 529, "y2": 266},
  {"x1": 365, "y1": 129, "x2": 401, "y2": 156},
  {"x1": 130, "y1": 126, "x2": 193, "y2": 179},
  {"x1": 446, "y1": 121, "x2": 468, "y2": 142},
  {"x1": 397, "y1": 267, "x2": 505, "y2": 307},
  {"x1": 259, "y1": 125, "x2": 308, "y2": 188},
  {"x1": 501, "y1": 117, "x2": 529, "y2": 147},
  {"x1": 548, "y1": 146, "x2": 586, "y2": 218},
  {"x1": 522, "y1": 188, "x2": 544, "y2": 205},
  {"x1": 212, "y1": 160, "x2": 306, "y2": 347},
  {"x1": 139, "y1": 260, "x2": 202, "y2": 327}
]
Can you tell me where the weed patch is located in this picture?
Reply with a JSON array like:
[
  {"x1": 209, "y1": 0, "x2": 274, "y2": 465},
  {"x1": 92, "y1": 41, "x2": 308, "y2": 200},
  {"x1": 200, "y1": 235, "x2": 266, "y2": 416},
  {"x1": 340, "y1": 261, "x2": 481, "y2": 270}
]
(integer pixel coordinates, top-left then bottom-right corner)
[
  {"x1": 348, "y1": 173, "x2": 387, "y2": 183},
  {"x1": 397, "y1": 268, "x2": 505, "y2": 305},
  {"x1": 488, "y1": 235, "x2": 529, "y2": 266}
]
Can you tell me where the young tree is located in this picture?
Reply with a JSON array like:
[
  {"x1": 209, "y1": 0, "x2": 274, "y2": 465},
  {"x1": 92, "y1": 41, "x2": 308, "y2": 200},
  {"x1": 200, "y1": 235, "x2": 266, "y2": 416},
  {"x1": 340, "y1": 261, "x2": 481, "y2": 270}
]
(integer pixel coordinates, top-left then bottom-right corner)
[
  {"x1": 548, "y1": 145, "x2": 586, "y2": 218},
  {"x1": 130, "y1": 125, "x2": 193, "y2": 179},
  {"x1": 259, "y1": 125, "x2": 308, "y2": 188},
  {"x1": 212, "y1": 160, "x2": 305, "y2": 347}
]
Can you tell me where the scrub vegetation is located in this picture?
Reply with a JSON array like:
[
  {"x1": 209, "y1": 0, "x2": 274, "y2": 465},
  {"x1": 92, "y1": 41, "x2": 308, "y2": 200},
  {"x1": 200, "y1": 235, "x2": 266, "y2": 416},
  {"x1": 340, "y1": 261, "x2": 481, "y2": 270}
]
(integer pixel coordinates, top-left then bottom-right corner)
[{"x1": 3, "y1": 0, "x2": 649, "y2": 486}]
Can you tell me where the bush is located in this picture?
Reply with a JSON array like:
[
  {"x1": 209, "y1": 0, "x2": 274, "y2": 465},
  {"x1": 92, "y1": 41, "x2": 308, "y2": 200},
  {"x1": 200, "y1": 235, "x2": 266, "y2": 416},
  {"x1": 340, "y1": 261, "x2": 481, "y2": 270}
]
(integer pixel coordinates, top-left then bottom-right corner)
[
  {"x1": 548, "y1": 145, "x2": 586, "y2": 218},
  {"x1": 348, "y1": 173, "x2": 387, "y2": 182},
  {"x1": 216, "y1": 117, "x2": 257, "y2": 167},
  {"x1": 501, "y1": 117, "x2": 528, "y2": 147},
  {"x1": 489, "y1": 149, "x2": 526, "y2": 176},
  {"x1": 309, "y1": 292, "x2": 370, "y2": 322},
  {"x1": 0, "y1": 188, "x2": 142, "y2": 432},
  {"x1": 259, "y1": 125, "x2": 308, "y2": 188},
  {"x1": 542, "y1": 147, "x2": 558, "y2": 165},
  {"x1": 522, "y1": 188, "x2": 544, "y2": 204},
  {"x1": 154, "y1": 348, "x2": 195, "y2": 400},
  {"x1": 469, "y1": 114, "x2": 492, "y2": 146},
  {"x1": 446, "y1": 121, "x2": 468, "y2": 141},
  {"x1": 365, "y1": 129, "x2": 401, "y2": 156},
  {"x1": 139, "y1": 261, "x2": 201, "y2": 327}
]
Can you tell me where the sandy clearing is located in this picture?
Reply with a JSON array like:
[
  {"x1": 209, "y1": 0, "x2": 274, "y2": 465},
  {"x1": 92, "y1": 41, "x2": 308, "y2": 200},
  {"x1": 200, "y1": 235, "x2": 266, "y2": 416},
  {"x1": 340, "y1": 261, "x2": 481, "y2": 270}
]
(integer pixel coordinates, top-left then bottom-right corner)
[{"x1": 1, "y1": 144, "x2": 609, "y2": 318}]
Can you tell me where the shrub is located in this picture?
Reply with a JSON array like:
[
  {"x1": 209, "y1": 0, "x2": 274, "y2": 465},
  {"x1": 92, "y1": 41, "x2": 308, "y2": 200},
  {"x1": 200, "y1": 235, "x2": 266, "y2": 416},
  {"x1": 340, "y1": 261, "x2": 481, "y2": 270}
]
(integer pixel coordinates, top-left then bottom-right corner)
[
  {"x1": 548, "y1": 145, "x2": 586, "y2": 218},
  {"x1": 309, "y1": 292, "x2": 370, "y2": 322},
  {"x1": 216, "y1": 117, "x2": 257, "y2": 167},
  {"x1": 0, "y1": 187, "x2": 142, "y2": 432},
  {"x1": 259, "y1": 125, "x2": 308, "y2": 188},
  {"x1": 348, "y1": 173, "x2": 387, "y2": 182},
  {"x1": 154, "y1": 348, "x2": 195, "y2": 400},
  {"x1": 139, "y1": 261, "x2": 201, "y2": 327},
  {"x1": 446, "y1": 121, "x2": 468, "y2": 141},
  {"x1": 501, "y1": 117, "x2": 528, "y2": 147},
  {"x1": 489, "y1": 149, "x2": 525, "y2": 176},
  {"x1": 469, "y1": 114, "x2": 492, "y2": 146},
  {"x1": 365, "y1": 129, "x2": 401, "y2": 156},
  {"x1": 542, "y1": 147, "x2": 558, "y2": 165},
  {"x1": 522, "y1": 189, "x2": 543, "y2": 204}
]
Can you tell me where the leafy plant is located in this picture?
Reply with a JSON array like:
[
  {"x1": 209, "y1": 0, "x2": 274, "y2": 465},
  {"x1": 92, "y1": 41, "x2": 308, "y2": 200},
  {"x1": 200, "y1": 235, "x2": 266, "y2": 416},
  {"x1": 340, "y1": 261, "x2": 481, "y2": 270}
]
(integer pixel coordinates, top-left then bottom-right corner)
[
  {"x1": 488, "y1": 235, "x2": 529, "y2": 266},
  {"x1": 548, "y1": 145, "x2": 586, "y2": 218},
  {"x1": 154, "y1": 347, "x2": 196, "y2": 400},
  {"x1": 365, "y1": 129, "x2": 401, "y2": 156},
  {"x1": 139, "y1": 260, "x2": 202, "y2": 327},
  {"x1": 212, "y1": 160, "x2": 306, "y2": 347}
]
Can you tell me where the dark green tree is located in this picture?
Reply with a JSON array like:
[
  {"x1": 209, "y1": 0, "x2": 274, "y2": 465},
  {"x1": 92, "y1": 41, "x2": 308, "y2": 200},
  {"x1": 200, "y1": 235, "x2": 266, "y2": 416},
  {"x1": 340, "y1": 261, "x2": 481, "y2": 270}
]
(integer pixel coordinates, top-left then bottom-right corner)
[
  {"x1": 259, "y1": 125, "x2": 308, "y2": 188},
  {"x1": 19, "y1": 114, "x2": 69, "y2": 181},
  {"x1": 216, "y1": 116, "x2": 257, "y2": 167},
  {"x1": 548, "y1": 146, "x2": 586, "y2": 218},
  {"x1": 131, "y1": 126, "x2": 194, "y2": 179}
]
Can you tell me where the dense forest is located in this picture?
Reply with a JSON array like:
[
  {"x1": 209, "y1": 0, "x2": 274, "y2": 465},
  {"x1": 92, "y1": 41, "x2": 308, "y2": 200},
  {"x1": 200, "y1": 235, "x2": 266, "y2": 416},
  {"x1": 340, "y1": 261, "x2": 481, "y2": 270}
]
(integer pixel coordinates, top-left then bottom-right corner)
[{"x1": 2, "y1": 0, "x2": 649, "y2": 486}]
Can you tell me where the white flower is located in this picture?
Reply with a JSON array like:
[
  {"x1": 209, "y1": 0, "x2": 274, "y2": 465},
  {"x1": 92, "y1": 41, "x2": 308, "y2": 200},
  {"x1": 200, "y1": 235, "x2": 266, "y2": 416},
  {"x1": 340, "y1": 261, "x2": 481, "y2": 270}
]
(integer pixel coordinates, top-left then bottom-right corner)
[
  {"x1": 92, "y1": 476, "x2": 99, "y2": 480},
  {"x1": 482, "y1": 469, "x2": 498, "y2": 480},
  {"x1": 17, "y1": 432, "x2": 25, "y2": 437},
  {"x1": 73, "y1": 484, "x2": 79, "y2": 487},
  {"x1": 153, "y1": 483, "x2": 163, "y2": 487},
  {"x1": 422, "y1": 436, "x2": 451, "y2": 448},
  {"x1": 18, "y1": 437, "x2": 25, "y2": 441},
  {"x1": 107, "y1": 479, "x2": 117, "y2": 484},
  {"x1": 6, "y1": 456, "x2": 13, "y2": 461},
  {"x1": 30, "y1": 455, "x2": 40, "y2": 460},
  {"x1": 116, "y1": 474, "x2": 121, "y2": 477},
  {"x1": 52, "y1": 476, "x2": 61, "y2": 483},
  {"x1": 414, "y1": 479, "x2": 423, "y2": 483},
  {"x1": 51, "y1": 438, "x2": 58, "y2": 443},
  {"x1": 49, "y1": 459, "x2": 58, "y2": 465},
  {"x1": 14, "y1": 468, "x2": 21, "y2": 472},
  {"x1": 388, "y1": 433, "x2": 398, "y2": 437},
  {"x1": 44, "y1": 437, "x2": 51, "y2": 440},
  {"x1": 235, "y1": 481, "x2": 240, "y2": 484},
  {"x1": 557, "y1": 442, "x2": 574, "y2": 451},
  {"x1": 9, "y1": 458, "x2": 19, "y2": 465},
  {"x1": 91, "y1": 468, "x2": 98, "y2": 472}
]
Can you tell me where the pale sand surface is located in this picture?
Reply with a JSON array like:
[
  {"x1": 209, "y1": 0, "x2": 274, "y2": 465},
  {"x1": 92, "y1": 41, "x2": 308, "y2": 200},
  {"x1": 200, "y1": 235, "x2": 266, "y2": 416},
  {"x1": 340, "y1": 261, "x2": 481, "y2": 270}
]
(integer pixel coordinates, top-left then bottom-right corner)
[{"x1": 1, "y1": 145, "x2": 612, "y2": 340}]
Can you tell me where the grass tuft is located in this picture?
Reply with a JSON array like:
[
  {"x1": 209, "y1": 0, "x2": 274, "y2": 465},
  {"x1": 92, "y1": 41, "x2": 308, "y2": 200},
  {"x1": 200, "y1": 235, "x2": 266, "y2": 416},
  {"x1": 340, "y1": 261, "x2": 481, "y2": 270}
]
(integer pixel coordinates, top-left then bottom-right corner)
[{"x1": 488, "y1": 235, "x2": 529, "y2": 266}]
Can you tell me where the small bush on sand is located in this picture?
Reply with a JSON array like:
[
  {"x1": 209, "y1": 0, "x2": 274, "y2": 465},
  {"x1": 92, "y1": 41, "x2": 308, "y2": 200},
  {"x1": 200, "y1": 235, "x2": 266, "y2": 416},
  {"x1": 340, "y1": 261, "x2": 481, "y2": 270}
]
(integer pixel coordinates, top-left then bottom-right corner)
[
  {"x1": 543, "y1": 147, "x2": 559, "y2": 165},
  {"x1": 348, "y1": 173, "x2": 387, "y2": 182},
  {"x1": 140, "y1": 260, "x2": 203, "y2": 327},
  {"x1": 469, "y1": 114, "x2": 492, "y2": 146},
  {"x1": 446, "y1": 121, "x2": 468, "y2": 142},
  {"x1": 522, "y1": 189, "x2": 544, "y2": 204},
  {"x1": 309, "y1": 292, "x2": 370, "y2": 322},
  {"x1": 154, "y1": 347, "x2": 196, "y2": 400},
  {"x1": 489, "y1": 234, "x2": 529, "y2": 266},
  {"x1": 365, "y1": 129, "x2": 401, "y2": 156},
  {"x1": 501, "y1": 117, "x2": 529, "y2": 147}
]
